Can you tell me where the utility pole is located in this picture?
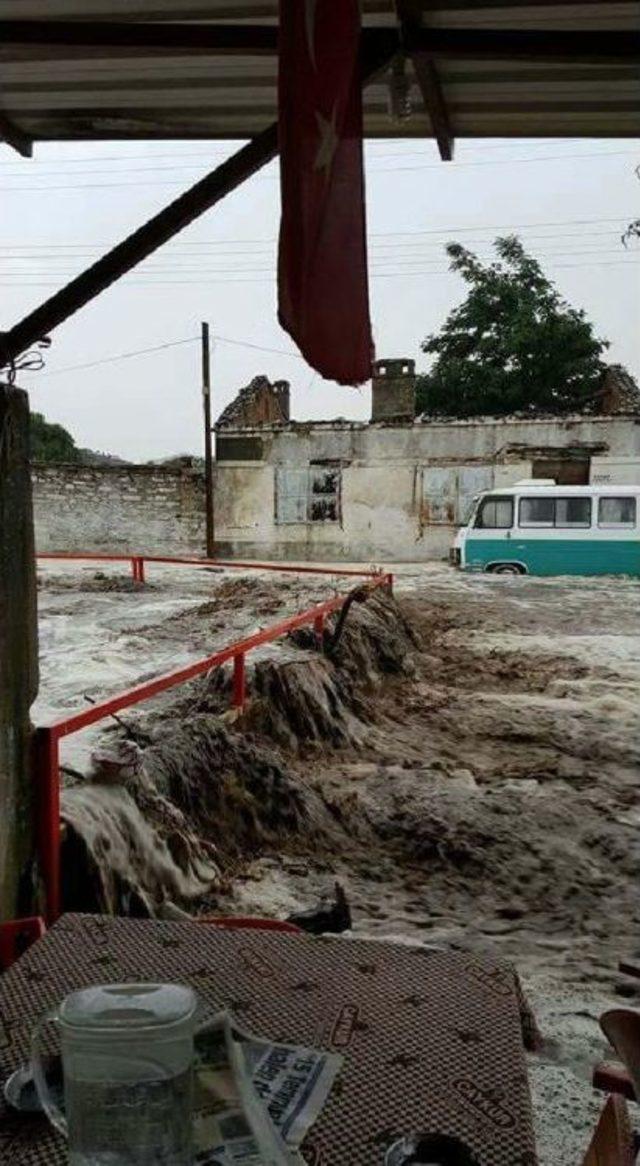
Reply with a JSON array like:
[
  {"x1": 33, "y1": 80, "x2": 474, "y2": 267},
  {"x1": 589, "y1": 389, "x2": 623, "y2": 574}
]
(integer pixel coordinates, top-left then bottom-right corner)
[{"x1": 201, "y1": 321, "x2": 215, "y2": 558}]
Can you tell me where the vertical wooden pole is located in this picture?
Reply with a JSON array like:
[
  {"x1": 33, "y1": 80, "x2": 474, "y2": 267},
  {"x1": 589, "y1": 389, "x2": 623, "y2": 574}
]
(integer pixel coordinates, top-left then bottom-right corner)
[
  {"x1": 0, "y1": 384, "x2": 38, "y2": 920},
  {"x1": 201, "y1": 322, "x2": 215, "y2": 559},
  {"x1": 32, "y1": 727, "x2": 60, "y2": 923}
]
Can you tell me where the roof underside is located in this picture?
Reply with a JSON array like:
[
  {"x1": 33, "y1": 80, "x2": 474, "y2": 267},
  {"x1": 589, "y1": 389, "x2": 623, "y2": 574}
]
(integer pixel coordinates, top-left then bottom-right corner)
[{"x1": 0, "y1": 1, "x2": 639, "y2": 153}]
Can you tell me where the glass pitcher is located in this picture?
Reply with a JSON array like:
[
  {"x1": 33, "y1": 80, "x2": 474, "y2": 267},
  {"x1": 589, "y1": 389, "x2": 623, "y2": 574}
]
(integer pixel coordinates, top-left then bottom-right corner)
[{"x1": 31, "y1": 982, "x2": 197, "y2": 1166}]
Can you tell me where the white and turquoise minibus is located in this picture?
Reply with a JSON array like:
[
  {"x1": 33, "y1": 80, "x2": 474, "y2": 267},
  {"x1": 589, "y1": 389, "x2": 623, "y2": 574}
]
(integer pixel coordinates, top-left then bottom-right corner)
[{"x1": 451, "y1": 481, "x2": 640, "y2": 577}]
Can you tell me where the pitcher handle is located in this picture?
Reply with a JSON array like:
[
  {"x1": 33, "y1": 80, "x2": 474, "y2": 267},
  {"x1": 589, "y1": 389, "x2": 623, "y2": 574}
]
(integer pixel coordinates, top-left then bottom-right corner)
[{"x1": 31, "y1": 1006, "x2": 67, "y2": 1137}]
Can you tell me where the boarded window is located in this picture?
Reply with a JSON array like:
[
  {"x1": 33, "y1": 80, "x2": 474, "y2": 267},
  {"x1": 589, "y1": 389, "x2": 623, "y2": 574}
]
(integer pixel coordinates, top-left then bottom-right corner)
[
  {"x1": 275, "y1": 464, "x2": 341, "y2": 524},
  {"x1": 422, "y1": 465, "x2": 493, "y2": 526}
]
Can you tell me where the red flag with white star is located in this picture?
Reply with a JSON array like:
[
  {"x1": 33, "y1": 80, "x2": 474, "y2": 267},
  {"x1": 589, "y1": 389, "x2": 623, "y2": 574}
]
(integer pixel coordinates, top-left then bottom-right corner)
[{"x1": 277, "y1": 0, "x2": 375, "y2": 386}]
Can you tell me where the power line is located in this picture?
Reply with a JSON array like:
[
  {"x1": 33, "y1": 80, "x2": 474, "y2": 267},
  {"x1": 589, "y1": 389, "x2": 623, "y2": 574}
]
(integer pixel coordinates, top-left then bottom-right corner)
[
  {"x1": 0, "y1": 140, "x2": 618, "y2": 170},
  {"x1": 0, "y1": 230, "x2": 629, "y2": 265},
  {"x1": 4, "y1": 245, "x2": 636, "y2": 280},
  {"x1": 36, "y1": 335, "x2": 199, "y2": 376},
  {"x1": 1, "y1": 147, "x2": 635, "y2": 183},
  {"x1": 4, "y1": 257, "x2": 638, "y2": 290},
  {"x1": 212, "y1": 334, "x2": 306, "y2": 359},
  {"x1": 1, "y1": 150, "x2": 636, "y2": 193},
  {"x1": 34, "y1": 332, "x2": 306, "y2": 377},
  {"x1": 0, "y1": 214, "x2": 633, "y2": 254}
]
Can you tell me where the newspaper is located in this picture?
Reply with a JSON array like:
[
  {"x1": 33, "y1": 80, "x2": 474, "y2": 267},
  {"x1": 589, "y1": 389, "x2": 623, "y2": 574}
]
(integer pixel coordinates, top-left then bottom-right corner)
[{"x1": 193, "y1": 1013, "x2": 342, "y2": 1165}]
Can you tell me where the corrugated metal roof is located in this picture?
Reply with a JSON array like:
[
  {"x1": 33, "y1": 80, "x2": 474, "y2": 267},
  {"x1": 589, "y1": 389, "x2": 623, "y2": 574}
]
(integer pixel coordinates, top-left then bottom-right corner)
[{"x1": 0, "y1": 2, "x2": 638, "y2": 150}]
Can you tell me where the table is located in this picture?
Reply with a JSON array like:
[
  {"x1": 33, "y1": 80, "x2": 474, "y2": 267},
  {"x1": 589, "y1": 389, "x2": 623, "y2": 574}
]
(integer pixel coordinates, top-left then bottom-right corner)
[{"x1": 0, "y1": 914, "x2": 537, "y2": 1165}]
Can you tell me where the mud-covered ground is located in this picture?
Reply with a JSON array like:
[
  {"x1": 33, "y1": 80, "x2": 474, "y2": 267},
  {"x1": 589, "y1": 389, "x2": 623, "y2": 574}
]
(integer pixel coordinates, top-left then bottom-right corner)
[
  {"x1": 37, "y1": 562, "x2": 640, "y2": 1165},
  {"x1": 35, "y1": 560, "x2": 353, "y2": 768},
  {"x1": 214, "y1": 568, "x2": 640, "y2": 1165}
]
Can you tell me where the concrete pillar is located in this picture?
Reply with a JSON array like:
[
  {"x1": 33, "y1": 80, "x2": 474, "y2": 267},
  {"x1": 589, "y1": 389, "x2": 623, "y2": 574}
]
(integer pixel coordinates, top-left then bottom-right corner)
[{"x1": 0, "y1": 383, "x2": 38, "y2": 921}]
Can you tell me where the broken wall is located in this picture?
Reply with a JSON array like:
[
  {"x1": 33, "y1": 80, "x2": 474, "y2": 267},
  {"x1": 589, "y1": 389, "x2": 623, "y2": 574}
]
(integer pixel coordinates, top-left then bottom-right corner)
[
  {"x1": 33, "y1": 463, "x2": 206, "y2": 555},
  {"x1": 214, "y1": 415, "x2": 640, "y2": 561}
]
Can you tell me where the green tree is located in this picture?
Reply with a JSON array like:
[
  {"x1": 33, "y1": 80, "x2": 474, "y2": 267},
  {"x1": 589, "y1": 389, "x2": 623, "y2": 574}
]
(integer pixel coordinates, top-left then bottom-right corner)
[
  {"x1": 415, "y1": 235, "x2": 608, "y2": 417},
  {"x1": 30, "y1": 411, "x2": 82, "y2": 463}
]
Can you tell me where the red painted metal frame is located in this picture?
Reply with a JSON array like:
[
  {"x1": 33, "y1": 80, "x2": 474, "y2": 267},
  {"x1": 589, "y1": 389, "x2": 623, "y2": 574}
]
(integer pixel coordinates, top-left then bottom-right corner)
[
  {"x1": 0, "y1": 916, "x2": 46, "y2": 971},
  {"x1": 37, "y1": 552, "x2": 381, "y2": 581},
  {"x1": 33, "y1": 573, "x2": 393, "y2": 925}
]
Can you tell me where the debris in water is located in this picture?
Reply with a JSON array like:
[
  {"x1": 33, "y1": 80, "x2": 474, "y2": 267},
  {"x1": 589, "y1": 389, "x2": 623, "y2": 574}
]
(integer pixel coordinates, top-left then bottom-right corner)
[{"x1": 288, "y1": 882, "x2": 352, "y2": 935}]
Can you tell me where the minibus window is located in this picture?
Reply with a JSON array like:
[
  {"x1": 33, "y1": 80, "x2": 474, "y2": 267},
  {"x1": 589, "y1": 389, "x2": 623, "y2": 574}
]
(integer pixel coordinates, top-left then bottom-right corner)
[
  {"x1": 598, "y1": 496, "x2": 637, "y2": 527},
  {"x1": 555, "y1": 497, "x2": 591, "y2": 527},
  {"x1": 519, "y1": 497, "x2": 554, "y2": 527},
  {"x1": 474, "y1": 497, "x2": 513, "y2": 529}
]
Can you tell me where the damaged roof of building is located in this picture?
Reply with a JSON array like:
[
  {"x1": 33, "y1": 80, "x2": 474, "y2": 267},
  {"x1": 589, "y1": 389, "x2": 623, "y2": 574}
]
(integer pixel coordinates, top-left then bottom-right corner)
[{"x1": 0, "y1": 2, "x2": 638, "y2": 157}]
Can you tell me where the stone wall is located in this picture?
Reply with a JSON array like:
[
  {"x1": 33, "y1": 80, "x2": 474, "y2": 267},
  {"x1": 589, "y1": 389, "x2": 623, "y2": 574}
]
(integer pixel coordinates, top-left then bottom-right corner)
[{"x1": 33, "y1": 463, "x2": 206, "y2": 554}]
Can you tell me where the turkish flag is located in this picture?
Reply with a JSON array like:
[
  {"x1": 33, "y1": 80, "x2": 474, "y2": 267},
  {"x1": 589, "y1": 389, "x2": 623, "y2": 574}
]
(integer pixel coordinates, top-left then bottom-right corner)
[{"x1": 277, "y1": 0, "x2": 375, "y2": 386}]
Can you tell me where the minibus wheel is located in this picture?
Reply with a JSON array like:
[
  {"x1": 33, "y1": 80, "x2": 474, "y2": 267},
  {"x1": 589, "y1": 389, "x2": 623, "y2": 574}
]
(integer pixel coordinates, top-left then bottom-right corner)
[{"x1": 488, "y1": 562, "x2": 525, "y2": 576}]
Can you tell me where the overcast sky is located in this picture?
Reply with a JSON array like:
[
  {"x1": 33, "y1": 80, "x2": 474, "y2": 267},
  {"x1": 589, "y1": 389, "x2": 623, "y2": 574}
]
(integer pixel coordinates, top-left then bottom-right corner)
[{"x1": 1, "y1": 136, "x2": 639, "y2": 461}]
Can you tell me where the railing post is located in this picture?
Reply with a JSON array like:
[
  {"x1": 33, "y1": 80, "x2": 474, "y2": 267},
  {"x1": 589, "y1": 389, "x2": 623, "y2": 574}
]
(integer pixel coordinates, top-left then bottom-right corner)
[
  {"x1": 385, "y1": 572, "x2": 394, "y2": 595},
  {"x1": 232, "y1": 653, "x2": 246, "y2": 709},
  {"x1": 32, "y1": 727, "x2": 61, "y2": 924},
  {"x1": 131, "y1": 556, "x2": 145, "y2": 584},
  {"x1": 313, "y1": 613, "x2": 325, "y2": 647}
]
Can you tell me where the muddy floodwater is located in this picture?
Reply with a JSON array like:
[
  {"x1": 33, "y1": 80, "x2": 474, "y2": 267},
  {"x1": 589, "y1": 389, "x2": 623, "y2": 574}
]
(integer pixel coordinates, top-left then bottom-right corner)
[{"x1": 36, "y1": 561, "x2": 640, "y2": 1165}]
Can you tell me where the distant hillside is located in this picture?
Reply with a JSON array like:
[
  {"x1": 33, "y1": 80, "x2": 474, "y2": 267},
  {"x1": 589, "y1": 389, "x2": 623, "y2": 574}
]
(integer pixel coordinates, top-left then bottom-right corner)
[
  {"x1": 30, "y1": 411, "x2": 81, "y2": 463},
  {"x1": 30, "y1": 411, "x2": 128, "y2": 465},
  {"x1": 78, "y1": 448, "x2": 130, "y2": 466}
]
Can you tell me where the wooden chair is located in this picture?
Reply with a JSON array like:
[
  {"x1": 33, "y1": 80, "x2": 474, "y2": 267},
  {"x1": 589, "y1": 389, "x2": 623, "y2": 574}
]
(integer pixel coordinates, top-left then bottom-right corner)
[
  {"x1": 0, "y1": 916, "x2": 46, "y2": 971},
  {"x1": 196, "y1": 915, "x2": 300, "y2": 934},
  {"x1": 581, "y1": 1095, "x2": 636, "y2": 1166}
]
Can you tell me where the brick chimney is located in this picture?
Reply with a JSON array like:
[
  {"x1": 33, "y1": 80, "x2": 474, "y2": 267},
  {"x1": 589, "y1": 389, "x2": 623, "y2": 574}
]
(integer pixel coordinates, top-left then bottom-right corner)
[{"x1": 371, "y1": 358, "x2": 416, "y2": 422}]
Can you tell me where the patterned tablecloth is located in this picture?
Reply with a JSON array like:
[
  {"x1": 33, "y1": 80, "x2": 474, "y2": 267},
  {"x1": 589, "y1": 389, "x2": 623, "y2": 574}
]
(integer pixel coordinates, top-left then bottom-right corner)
[{"x1": 0, "y1": 914, "x2": 537, "y2": 1164}]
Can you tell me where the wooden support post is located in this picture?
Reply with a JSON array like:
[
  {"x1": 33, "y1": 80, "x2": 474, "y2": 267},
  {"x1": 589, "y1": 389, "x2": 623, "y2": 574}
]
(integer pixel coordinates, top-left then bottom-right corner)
[
  {"x1": 0, "y1": 384, "x2": 38, "y2": 920},
  {"x1": 0, "y1": 127, "x2": 278, "y2": 368},
  {"x1": 32, "y1": 727, "x2": 60, "y2": 924},
  {"x1": 201, "y1": 322, "x2": 215, "y2": 558}
]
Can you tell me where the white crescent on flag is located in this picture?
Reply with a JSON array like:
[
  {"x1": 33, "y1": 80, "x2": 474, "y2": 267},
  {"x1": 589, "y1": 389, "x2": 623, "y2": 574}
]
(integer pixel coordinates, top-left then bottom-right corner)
[{"x1": 314, "y1": 104, "x2": 339, "y2": 176}]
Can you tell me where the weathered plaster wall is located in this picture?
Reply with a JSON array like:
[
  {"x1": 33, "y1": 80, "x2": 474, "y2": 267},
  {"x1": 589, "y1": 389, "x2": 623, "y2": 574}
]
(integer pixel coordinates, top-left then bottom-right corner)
[
  {"x1": 214, "y1": 415, "x2": 640, "y2": 562},
  {"x1": 33, "y1": 464, "x2": 206, "y2": 554}
]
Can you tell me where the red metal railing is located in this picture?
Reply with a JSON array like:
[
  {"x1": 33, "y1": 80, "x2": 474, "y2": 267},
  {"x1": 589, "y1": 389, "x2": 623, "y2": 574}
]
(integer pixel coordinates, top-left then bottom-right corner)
[
  {"x1": 33, "y1": 573, "x2": 393, "y2": 924},
  {"x1": 37, "y1": 552, "x2": 382, "y2": 584}
]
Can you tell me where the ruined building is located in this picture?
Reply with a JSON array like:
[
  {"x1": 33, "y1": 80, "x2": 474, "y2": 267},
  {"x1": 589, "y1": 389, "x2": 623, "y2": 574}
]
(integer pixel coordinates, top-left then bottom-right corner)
[
  {"x1": 216, "y1": 375, "x2": 290, "y2": 430},
  {"x1": 213, "y1": 361, "x2": 640, "y2": 562},
  {"x1": 31, "y1": 365, "x2": 640, "y2": 563}
]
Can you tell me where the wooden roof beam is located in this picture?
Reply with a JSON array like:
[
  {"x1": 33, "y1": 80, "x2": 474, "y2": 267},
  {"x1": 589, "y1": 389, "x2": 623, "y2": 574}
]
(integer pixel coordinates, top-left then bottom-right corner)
[
  {"x1": 396, "y1": 0, "x2": 454, "y2": 160},
  {"x1": 0, "y1": 109, "x2": 32, "y2": 157},
  {"x1": 0, "y1": 23, "x2": 637, "y2": 63}
]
